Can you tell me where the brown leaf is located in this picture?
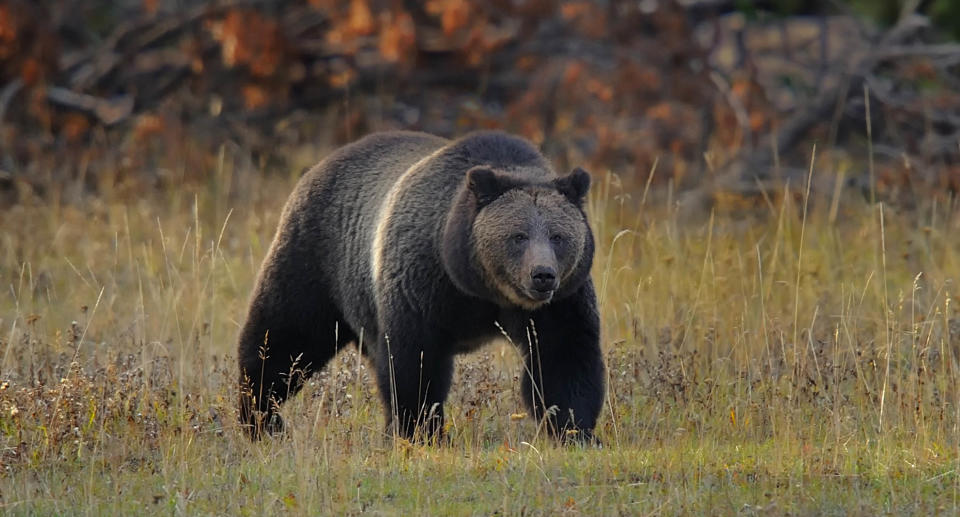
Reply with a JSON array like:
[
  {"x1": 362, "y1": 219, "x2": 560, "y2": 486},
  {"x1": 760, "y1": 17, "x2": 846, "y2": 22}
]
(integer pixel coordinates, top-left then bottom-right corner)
[
  {"x1": 142, "y1": 0, "x2": 159, "y2": 15},
  {"x1": 427, "y1": 0, "x2": 471, "y2": 37},
  {"x1": 241, "y1": 84, "x2": 269, "y2": 110},
  {"x1": 20, "y1": 57, "x2": 41, "y2": 86},
  {"x1": 378, "y1": 11, "x2": 415, "y2": 64},
  {"x1": 0, "y1": 4, "x2": 17, "y2": 59},
  {"x1": 586, "y1": 78, "x2": 612, "y2": 102},
  {"x1": 347, "y1": 0, "x2": 374, "y2": 36},
  {"x1": 132, "y1": 114, "x2": 165, "y2": 143},
  {"x1": 328, "y1": 68, "x2": 356, "y2": 88},
  {"x1": 563, "y1": 61, "x2": 584, "y2": 86},
  {"x1": 308, "y1": 0, "x2": 339, "y2": 10},
  {"x1": 212, "y1": 10, "x2": 286, "y2": 77},
  {"x1": 61, "y1": 113, "x2": 89, "y2": 143}
]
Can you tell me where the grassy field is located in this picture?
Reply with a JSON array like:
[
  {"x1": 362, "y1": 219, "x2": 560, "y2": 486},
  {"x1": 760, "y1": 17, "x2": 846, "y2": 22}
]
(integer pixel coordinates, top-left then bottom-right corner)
[{"x1": 1, "y1": 149, "x2": 960, "y2": 515}]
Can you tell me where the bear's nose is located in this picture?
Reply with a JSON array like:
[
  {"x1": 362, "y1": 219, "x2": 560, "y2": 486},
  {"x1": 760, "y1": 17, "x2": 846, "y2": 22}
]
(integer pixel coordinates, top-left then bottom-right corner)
[{"x1": 531, "y1": 266, "x2": 558, "y2": 292}]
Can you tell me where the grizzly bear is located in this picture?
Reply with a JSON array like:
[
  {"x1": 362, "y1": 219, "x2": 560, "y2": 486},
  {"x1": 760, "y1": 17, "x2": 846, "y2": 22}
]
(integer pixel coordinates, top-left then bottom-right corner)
[{"x1": 237, "y1": 130, "x2": 604, "y2": 442}]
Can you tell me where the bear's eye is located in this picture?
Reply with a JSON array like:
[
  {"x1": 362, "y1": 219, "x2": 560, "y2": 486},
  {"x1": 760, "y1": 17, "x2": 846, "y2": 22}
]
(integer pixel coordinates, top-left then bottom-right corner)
[
  {"x1": 550, "y1": 234, "x2": 564, "y2": 244},
  {"x1": 510, "y1": 233, "x2": 528, "y2": 244}
]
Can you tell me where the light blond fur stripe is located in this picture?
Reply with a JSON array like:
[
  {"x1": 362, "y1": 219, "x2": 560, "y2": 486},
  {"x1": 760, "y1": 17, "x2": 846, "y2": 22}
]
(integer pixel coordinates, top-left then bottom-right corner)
[{"x1": 370, "y1": 146, "x2": 447, "y2": 286}]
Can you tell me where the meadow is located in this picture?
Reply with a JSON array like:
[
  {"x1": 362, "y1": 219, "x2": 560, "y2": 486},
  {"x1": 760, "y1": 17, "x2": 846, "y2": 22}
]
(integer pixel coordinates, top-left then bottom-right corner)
[{"x1": 1, "y1": 147, "x2": 959, "y2": 515}]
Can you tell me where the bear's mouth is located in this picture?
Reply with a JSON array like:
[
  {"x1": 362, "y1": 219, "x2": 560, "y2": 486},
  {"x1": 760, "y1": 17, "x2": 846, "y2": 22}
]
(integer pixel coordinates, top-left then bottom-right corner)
[{"x1": 524, "y1": 287, "x2": 555, "y2": 303}]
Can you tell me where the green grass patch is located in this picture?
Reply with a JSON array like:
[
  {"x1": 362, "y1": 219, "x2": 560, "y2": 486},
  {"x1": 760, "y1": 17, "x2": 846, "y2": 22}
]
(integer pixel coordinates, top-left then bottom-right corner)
[{"x1": 1, "y1": 160, "x2": 960, "y2": 514}]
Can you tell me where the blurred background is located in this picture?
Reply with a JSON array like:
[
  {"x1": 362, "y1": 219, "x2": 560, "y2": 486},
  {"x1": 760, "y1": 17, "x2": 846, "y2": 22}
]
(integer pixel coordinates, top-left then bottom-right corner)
[{"x1": 2, "y1": 0, "x2": 960, "y2": 212}]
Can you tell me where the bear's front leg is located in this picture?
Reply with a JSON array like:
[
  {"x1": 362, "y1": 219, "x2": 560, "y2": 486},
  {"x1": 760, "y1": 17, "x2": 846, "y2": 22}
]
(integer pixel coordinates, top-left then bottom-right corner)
[
  {"x1": 373, "y1": 327, "x2": 454, "y2": 443},
  {"x1": 508, "y1": 281, "x2": 605, "y2": 443}
]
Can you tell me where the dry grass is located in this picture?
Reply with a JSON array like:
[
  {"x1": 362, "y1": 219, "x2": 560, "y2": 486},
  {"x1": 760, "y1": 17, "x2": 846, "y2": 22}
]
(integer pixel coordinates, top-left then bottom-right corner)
[{"x1": 1, "y1": 148, "x2": 960, "y2": 515}]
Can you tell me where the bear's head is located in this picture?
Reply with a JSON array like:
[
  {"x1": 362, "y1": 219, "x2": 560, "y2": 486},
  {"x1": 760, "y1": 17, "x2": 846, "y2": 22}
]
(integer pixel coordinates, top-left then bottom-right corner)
[{"x1": 443, "y1": 166, "x2": 594, "y2": 310}]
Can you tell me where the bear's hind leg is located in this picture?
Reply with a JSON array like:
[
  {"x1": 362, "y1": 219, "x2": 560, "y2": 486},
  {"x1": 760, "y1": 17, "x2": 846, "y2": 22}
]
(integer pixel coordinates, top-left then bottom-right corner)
[{"x1": 238, "y1": 288, "x2": 357, "y2": 439}]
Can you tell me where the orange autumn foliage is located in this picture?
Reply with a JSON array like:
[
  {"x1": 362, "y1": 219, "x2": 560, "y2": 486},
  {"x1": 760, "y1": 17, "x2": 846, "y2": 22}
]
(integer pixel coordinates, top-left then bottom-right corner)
[
  {"x1": 378, "y1": 10, "x2": 416, "y2": 64},
  {"x1": 426, "y1": 0, "x2": 472, "y2": 37},
  {"x1": 212, "y1": 10, "x2": 286, "y2": 78},
  {"x1": 347, "y1": 0, "x2": 375, "y2": 36}
]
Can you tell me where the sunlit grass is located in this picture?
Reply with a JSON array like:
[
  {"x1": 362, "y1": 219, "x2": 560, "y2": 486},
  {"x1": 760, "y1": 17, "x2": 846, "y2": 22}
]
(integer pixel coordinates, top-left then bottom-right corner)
[{"x1": 1, "y1": 149, "x2": 959, "y2": 514}]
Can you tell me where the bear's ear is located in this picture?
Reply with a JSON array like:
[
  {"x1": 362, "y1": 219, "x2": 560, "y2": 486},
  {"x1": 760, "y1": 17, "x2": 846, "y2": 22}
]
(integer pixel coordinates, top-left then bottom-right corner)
[
  {"x1": 467, "y1": 166, "x2": 515, "y2": 207},
  {"x1": 554, "y1": 167, "x2": 590, "y2": 207}
]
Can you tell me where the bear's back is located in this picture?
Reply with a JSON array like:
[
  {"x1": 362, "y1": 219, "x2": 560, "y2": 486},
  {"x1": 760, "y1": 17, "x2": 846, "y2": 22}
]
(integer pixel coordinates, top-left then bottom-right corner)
[{"x1": 281, "y1": 131, "x2": 449, "y2": 335}]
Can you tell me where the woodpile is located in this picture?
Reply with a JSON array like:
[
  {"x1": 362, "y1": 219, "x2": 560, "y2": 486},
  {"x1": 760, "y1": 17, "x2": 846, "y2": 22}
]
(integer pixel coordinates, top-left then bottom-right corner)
[{"x1": 1, "y1": 0, "x2": 959, "y2": 208}]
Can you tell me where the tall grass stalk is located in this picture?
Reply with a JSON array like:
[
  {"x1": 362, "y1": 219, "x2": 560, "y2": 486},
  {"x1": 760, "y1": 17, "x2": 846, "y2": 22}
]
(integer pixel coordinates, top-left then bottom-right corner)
[{"x1": 0, "y1": 149, "x2": 958, "y2": 513}]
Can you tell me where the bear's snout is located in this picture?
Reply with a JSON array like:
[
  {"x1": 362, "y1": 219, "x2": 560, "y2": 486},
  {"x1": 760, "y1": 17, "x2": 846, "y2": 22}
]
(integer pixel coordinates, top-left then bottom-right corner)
[
  {"x1": 530, "y1": 265, "x2": 559, "y2": 298},
  {"x1": 531, "y1": 266, "x2": 558, "y2": 291}
]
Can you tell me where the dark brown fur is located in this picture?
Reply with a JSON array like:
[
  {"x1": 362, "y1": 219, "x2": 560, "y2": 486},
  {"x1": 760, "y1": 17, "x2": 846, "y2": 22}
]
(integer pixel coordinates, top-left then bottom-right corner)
[{"x1": 237, "y1": 131, "x2": 604, "y2": 442}]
